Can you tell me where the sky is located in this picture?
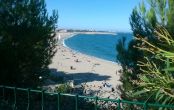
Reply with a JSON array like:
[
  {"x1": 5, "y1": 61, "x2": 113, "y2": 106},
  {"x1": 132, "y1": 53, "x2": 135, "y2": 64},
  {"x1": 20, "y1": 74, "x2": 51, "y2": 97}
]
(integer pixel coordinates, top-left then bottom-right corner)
[{"x1": 45, "y1": 0, "x2": 141, "y2": 32}]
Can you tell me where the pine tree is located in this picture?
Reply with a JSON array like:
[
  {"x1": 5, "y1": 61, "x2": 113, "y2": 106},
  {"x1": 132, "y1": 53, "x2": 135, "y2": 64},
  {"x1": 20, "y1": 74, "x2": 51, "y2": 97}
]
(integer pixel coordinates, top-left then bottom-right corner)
[
  {"x1": 0, "y1": 0, "x2": 58, "y2": 87},
  {"x1": 117, "y1": 0, "x2": 174, "y2": 101}
]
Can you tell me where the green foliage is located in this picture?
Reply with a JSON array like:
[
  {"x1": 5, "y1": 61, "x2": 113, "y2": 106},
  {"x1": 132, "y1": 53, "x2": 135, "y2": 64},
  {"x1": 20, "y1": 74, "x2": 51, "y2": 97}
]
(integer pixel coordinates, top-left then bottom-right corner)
[
  {"x1": 116, "y1": 37, "x2": 128, "y2": 67},
  {"x1": 132, "y1": 27, "x2": 174, "y2": 107},
  {"x1": 117, "y1": 0, "x2": 174, "y2": 104},
  {"x1": 54, "y1": 84, "x2": 72, "y2": 93},
  {"x1": 116, "y1": 37, "x2": 141, "y2": 70},
  {"x1": 166, "y1": 0, "x2": 174, "y2": 35},
  {"x1": 0, "y1": 0, "x2": 58, "y2": 87},
  {"x1": 116, "y1": 37, "x2": 142, "y2": 99}
]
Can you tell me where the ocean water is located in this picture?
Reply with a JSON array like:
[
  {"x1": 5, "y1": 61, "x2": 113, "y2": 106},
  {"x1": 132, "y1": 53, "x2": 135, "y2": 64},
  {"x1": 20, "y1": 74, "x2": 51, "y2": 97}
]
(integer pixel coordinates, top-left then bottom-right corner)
[{"x1": 64, "y1": 33, "x2": 133, "y2": 62}]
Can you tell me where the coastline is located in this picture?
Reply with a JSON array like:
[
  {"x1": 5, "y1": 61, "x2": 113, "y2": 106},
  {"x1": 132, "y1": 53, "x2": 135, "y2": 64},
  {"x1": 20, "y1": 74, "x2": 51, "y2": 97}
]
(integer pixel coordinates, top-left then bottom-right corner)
[
  {"x1": 62, "y1": 33, "x2": 119, "y2": 65},
  {"x1": 49, "y1": 32, "x2": 122, "y2": 99}
]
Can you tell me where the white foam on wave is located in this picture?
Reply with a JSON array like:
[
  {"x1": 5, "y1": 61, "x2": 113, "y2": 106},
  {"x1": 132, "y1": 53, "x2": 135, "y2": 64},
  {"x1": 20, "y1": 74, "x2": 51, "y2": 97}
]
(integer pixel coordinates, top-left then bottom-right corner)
[{"x1": 62, "y1": 34, "x2": 77, "y2": 48}]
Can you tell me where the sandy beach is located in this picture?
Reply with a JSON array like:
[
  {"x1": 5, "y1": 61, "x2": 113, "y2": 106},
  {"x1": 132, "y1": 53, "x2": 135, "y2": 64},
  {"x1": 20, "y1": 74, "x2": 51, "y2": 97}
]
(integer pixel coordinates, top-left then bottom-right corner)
[{"x1": 48, "y1": 32, "x2": 122, "y2": 99}]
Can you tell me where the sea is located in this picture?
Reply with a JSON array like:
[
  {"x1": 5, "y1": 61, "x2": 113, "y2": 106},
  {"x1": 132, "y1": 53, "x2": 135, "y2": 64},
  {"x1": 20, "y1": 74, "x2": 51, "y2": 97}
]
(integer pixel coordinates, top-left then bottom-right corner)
[{"x1": 64, "y1": 33, "x2": 133, "y2": 63}]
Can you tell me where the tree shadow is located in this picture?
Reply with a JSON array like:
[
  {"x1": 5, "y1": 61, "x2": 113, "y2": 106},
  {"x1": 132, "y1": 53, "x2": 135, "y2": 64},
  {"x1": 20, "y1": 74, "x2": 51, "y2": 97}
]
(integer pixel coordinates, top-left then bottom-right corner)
[{"x1": 49, "y1": 68, "x2": 111, "y2": 85}]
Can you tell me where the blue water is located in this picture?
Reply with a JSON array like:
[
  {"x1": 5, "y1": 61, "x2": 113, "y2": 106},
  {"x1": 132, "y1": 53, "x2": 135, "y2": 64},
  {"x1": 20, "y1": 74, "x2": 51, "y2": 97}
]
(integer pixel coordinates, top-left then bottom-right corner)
[{"x1": 64, "y1": 33, "x2": 132, "y2": 62}]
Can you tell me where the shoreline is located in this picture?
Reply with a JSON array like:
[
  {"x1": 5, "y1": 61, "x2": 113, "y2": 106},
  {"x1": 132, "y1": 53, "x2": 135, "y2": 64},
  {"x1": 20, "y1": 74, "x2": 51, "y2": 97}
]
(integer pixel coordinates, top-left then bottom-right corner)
[
  {"x1": 49, "y1": 32, "x2": 122, "y2": 99},
  {"x1": 62, "y1": 33, "x2": 120, "y2": 65}
]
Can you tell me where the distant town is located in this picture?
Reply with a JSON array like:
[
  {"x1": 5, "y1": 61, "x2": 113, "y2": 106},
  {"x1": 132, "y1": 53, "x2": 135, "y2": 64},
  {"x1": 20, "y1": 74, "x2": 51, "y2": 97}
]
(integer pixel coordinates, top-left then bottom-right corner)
[{"x1": 57, "y1": 29, "x2": 115, "y2": 33}]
